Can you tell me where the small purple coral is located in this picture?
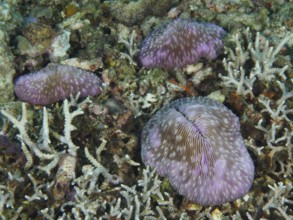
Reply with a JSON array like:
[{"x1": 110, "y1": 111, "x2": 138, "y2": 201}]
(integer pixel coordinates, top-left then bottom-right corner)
[
  {"x1": 14, "y1": 64, "x2": 103, "y2": 105},
  {"x1": 139, "y1": 19, "x2": 226, "y2": 69},
  {"x1": 141, "y1": 97, "x2": 254, "y2": 206}
]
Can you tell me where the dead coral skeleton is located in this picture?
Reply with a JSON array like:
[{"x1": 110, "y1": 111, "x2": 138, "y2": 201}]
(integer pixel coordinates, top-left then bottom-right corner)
[
  {"x1": 106, "y1": 166, "x2": 185, "y2": 220},
  {"x1": 0, "y1": 95, "x2": 123, "y2": 219},
  {"x1": 0, "y1": 95, "x2": 92, "y2": 216},
  {"x1": 255, "y1": 81, "x2": 293, "y2": 177},
  {"x1": 219, "y1": 28, "x2": 293, "y2": 97},
  {"x1": 1, "y1": 95, "x2": 182, "y2": 219},
  {"x1": 263, "y1": 182, "x2": 293, "y2": 220},
  {"x1": 258, "y1": 81, "x2": 293, "y2": 124},
  {"x1": 118, "y1": 29, "x2": 139, "y2": 65},
  {"x1": 0, "y1": 185, "x2": 15, "y2": 218},
  {"x1": 59, "y1": 138, "x2": 121, "y2": 219},
  {"x1": 219, "y1": 28, "x2": 293, "y2": 178},
  {"x1": 0, "y1": 170, "x2": 24, "y2": 220},
  {"x1": 219, "y1": 28, "x2": 292, "y2": 219},
  {"x1": 126, "y1": 92, "x2": 159, "y2": 118},
  {"x1": 0, "y1": 94, "x2": 90, "y2": 174},
  {"x1": 59, "y1": 165, "x2": 186, "y2": 219},
  {"x1": 24, "y1": 173, "x2": 51, "y2": 202}
]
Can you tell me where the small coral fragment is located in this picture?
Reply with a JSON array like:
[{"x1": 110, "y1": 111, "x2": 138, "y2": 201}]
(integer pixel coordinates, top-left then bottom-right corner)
[
  {"x1": 141, "y1": 97, "x2": 254, "y2": 205},
  {"x1": 14, "y1": 64, "x2": 103, "y2": 105},
  {"x1": 139, "y1": 19, "x2": 226, "y2": 69}
]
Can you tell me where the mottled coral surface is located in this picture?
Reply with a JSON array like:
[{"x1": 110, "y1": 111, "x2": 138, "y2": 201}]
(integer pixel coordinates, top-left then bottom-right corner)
[
  {"x1": 141, "y1": 97, "x2": 254, "y2": 205},
  {"x1": 14, "y1": 64, "x2": 103, "y2": 105},
  {"x1": 139, "y1": 19, "x2": 226, "y2": 69}
]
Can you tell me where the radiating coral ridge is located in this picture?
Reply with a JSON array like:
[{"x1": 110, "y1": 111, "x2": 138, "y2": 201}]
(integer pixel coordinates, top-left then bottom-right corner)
[
  {"x1": 141, "y1": 97, "x2": 255, "y2": 206},
  {"x1": 14, "y1": 64, "x2": 103, "y2": 105},
  {"x1": 139, "y1": 19, "x2": 226, "y2": 69}
]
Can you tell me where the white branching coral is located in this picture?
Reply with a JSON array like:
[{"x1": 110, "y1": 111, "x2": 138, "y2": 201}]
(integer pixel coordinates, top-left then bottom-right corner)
[
  {"x1": 256, "y1": 82, "x2": 293, "y2": 144},
  {"x1": 118, "y1": 29, "x2": 139, "y2": 65},
  {"x1": 0, "y1": 170, "x2": 25, "y2": 220},
  {"x1": 2, "y1": 96, "x2": 182, "y2": 219},
  {"x1": 263, "y1": 182, "x2": 293, "y2": 220},
  {"x1": 219, "y1": 29, "x2": 255, "y2": 96},
  {"x1": 0, "y1": 95, "x2": 96, "y2": 218},
  {"x1": 83, "y1": 139, "x2": 121, "y2": 186},
  {"x1": 1, "y1": 95, "x2": 125, "y2": 219},
  {"x1": 0, "y1": 185, "x2": 15, "y2": 216},
  {"x1": 126, "y1": 92, "x2": 159, "y2": 117},
  {"x1": 254, "y1": 80, "x2": 293, "y2": 177},
  {"x1": 24, "y1": 174, "x2": 50, "y2": 202},
  {"x1": 59, "y1": 138, "x2": 121, "y2": 219},
  {"x1": 107, "y1": 166, "x2": 183, "y2": 220},
  {"x1": 60, "y1": 164, "x2": 186, "y2": 220},
  {"x1": 0, "y1": 182, "x2": 23, "y2": 220},
  {"x1": 249, "y1": 32, "x2": 289, "y2": 81},
  {"x1": 1, "y1": 103, "x2": 60, "y2": 171},
  {"x1": 219, "y1": 28, "x2": 293, "y2": 180},
  {"x1": 259, "y1": 82, "x2": 293, "y2": 123},
  {"x1": 219, "y1": 28, "x2": 293, "y2": 97},
  {"x1": 0, "y1": 95, "x2": 90, "y2": 174}
]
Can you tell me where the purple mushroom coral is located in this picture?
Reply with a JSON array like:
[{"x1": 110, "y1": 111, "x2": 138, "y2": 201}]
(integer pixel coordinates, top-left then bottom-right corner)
[
  {"x1": 139, "y1": 19, "x2": 226, "y2": 69},
  {"x1": 14, "y1": 64, "x2": 103, "y2": 105},
  {"x1": 141, "y1": 97, "x2": 254, "y2": 206}
]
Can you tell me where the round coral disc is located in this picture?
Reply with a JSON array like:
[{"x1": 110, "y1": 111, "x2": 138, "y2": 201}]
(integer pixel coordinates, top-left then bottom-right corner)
[{"x1": 141, "y1": 96, "x2": 254, "y2": 206}]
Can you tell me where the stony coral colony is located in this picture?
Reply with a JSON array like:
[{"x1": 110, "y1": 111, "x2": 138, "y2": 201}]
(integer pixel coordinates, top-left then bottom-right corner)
[
  {"x1": 141, "y1": 97, "x2": 254, "y2": 206},
  {"x1": 1, "y1": 1, "x2": 293, "y2": 219},
  {"x1": 14, "y1": 64, "x2": 103, "y2": 105},
  {"x1": 139, "y1": 19, "x2": 226, "y2": 69}
]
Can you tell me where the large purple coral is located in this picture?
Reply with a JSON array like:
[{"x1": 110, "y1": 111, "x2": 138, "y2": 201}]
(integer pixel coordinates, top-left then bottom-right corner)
[
  {"x1": 141, "y1": 97, "x2": 254, "y2": 206},
  {"x1": 139, "y1": 19, "x2": 226, "y2": 69},
  {"x1": 14, "y1": 64, "x2": 103, "y2": 105}
]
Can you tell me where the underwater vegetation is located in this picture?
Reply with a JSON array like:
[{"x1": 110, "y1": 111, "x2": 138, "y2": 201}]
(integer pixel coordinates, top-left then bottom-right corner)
[{"x1": 0, "y1": 0, "x2": 292, "y2": 219}]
